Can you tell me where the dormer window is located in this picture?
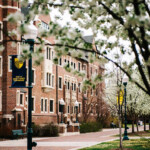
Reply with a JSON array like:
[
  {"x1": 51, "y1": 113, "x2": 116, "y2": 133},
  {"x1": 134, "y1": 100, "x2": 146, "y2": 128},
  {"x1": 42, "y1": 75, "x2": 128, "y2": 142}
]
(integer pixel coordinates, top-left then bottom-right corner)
[
  {"x1": 41, "y1": 21, "x2": 49, "y2": 30},
  {"x1": 46, "y1": 47, "x2": 51, "y2": 60}
]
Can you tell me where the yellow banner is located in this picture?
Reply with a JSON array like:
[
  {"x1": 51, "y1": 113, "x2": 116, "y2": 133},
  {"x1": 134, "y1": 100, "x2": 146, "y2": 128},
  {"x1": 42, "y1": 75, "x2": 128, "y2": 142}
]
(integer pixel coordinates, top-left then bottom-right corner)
[{"x1": 117, "y1": 90, "x2": 124, "y2": 105}]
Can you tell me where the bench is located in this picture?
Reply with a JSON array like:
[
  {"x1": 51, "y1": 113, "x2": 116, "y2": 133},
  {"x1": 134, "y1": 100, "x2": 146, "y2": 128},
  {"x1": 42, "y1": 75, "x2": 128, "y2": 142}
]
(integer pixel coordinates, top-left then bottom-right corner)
[{"x1": 12, "y1": 129, "x2": 27, "y2": 139}]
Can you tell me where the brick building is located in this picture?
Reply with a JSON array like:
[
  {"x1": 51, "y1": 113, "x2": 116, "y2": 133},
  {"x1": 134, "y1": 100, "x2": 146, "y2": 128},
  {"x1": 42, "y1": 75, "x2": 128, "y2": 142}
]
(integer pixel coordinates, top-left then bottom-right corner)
[{"x1": 0, "y1": 0, "x2": 105, "y2": 136}]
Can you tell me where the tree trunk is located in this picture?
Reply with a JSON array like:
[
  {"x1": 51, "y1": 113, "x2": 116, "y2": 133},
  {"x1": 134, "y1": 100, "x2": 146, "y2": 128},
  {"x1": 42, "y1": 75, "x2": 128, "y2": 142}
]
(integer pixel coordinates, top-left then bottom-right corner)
[
  {"x1": 136, "y1": 121, "x2": 139, "y2": 132},
  {"x1": 132, "y1": 120, "x2": 134, "y2": 133},
  {"x1": 144, "y1": 117, "x2": 146, "y2": 131},
  {"x1": 118, "y1": 114, "x2": 123, "y2": 150}
]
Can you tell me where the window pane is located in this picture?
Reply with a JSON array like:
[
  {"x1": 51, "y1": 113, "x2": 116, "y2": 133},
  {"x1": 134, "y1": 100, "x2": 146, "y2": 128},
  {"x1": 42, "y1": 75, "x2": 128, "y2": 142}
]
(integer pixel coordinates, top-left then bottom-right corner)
[
  {"x1": 20, "y1": 94, "x2": 23, "y2": 105},
  {"x1": 45, "y1": 99, "x2": 47, "y2": 111},
  {"x1": 68, "y1": 105, "x2": 69, "y2": 113},
  {"x1": 50, "y1": 100, "x2": 53, "y2": 112},
  {"x1": 41, "y1": 99, "x2": 43, "y2": 112},
  {"x1": 32, "y1": 70, "x2": 34, "y2": 83},
  {"x1": 10, "y1": 58, "x2": 12, "y2": 70},
  {"x1": 31, "y1": 98, "x2": 34, "y2": 111},
  {"x1": 52, "y1": 75, "x2": 54, "y2": 87},
  {"x1": 59, "y1": 78, "x2": 62, "y2": 89}
]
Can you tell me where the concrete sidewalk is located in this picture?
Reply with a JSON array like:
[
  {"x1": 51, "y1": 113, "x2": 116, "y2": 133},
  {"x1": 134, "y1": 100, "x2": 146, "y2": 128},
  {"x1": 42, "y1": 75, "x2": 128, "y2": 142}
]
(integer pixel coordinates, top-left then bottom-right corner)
[{"x1": 0, "y1": 126, "x2": 149, "y2": 150}]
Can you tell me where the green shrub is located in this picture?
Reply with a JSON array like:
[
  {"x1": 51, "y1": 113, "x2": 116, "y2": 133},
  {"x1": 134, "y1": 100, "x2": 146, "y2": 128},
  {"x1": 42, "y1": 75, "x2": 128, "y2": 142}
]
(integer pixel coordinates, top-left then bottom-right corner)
[
  {"x1": 32, "y1": 123, "x2": 59, "y2": 137},
  {"x1": 80, "y1": 122, "x2": 102, "y2": 133}
]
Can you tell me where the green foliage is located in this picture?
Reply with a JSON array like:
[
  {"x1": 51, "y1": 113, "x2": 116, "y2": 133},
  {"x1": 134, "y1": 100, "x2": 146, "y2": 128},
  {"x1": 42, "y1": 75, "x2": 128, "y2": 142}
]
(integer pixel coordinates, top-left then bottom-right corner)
[
  {"x1": 32, "y1": 123, "x2": 59, "y2": 137},
  {"x1": 80, "y1": 122, "x2": 102, "y2": 133}
]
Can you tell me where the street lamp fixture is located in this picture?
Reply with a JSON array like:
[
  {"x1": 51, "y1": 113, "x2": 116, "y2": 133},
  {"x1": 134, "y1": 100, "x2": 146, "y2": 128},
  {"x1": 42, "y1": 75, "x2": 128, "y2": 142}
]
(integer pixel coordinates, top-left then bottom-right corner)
[
  {"x1": 123, "y1": 76, "x2": 129, "y2": 140},
  {"x1": 60, "y1": 98, "x2": 65, "y2": 123},
  {"x1": 24, "y1": 22, "x2": 38, "y2": 150},
  {"x1": 75, "y1": 100, "x2": 79, "y2": 123}
]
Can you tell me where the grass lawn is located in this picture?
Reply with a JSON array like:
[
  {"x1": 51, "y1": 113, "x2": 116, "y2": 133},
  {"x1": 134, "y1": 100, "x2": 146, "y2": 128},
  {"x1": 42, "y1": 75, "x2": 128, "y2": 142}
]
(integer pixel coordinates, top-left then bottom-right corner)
[{"x1": 80, "y1": 138, "x2": 150, "y2": 150}]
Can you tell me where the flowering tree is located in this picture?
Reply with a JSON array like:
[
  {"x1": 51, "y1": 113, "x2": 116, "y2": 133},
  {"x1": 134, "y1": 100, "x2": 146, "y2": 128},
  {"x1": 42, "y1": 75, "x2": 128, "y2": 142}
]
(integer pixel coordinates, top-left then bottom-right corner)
[{"x1": 1, "y1": 0, "x2": 150, "y2": 95}]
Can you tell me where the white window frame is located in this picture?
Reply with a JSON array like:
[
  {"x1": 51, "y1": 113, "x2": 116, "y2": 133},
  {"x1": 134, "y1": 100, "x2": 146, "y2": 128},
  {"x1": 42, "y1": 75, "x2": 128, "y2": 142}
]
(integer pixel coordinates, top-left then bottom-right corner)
[
  {"x1": 41, "y1": 98, "x2": 44, "y2": 113},
  {"x1": 79, "y1": 103, "x2": 82, "y2": 114},
  {"x1": 8, "y1": 56, "x2": 12, "y2": 72},
  {"x1": 58, "y1": 57, "x2": 62, "y2": 66},
  {"x1": 25, "y1": 95, "x2": 28, "y2": 106},
  {"x1": 0, "y1": 91, "x2": 2, "y2": 111},
  {"x1": 16, "y1": 90, "x2": 20, "y2": 106},
  {"x1": 46, "y1": 72, "x2": 51, "y2": 86},
  {"x1": 46, "y1": 46, "x2": 51, "y2": 60},
  {"x1": 67, "y1": 105, "x2": 70, "y2": 114},
  {"x1": 51, "y1": 74, "x2": 55, "y2": 88},
  {"x1": 32, "y1": 68, "x2": 36, "y2": 85},
  {"x1": 0, "y1": 56, "x2": 2, "y2": 77},
  {"x1": 0, "y1": 22, "x2": 3, "y2": 42},
  {"x1": 32, "y1": 96, "x2": 35, "y2": 113},
  {"x1": 49, "y1": 99, "x2": 54, "y2": 113},
  {"x1": 58, "y1": 76, "x2": 62, "y2": 90},
  {"x1": 78, "y1": 62, "x2": 81, "y2": 71},
  {"x1": 45, "y1": 98, "x2": 48, "y2": 113},
  {"x1": 20, "y1": 93, "x2": 24, "y2": 106}
]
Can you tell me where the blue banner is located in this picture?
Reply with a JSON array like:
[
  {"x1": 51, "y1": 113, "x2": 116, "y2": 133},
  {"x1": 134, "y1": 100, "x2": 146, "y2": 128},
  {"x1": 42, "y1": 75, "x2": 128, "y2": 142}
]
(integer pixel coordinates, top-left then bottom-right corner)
[{"x1": 11, "y1": 55, "x2": 26, "y2": 88}]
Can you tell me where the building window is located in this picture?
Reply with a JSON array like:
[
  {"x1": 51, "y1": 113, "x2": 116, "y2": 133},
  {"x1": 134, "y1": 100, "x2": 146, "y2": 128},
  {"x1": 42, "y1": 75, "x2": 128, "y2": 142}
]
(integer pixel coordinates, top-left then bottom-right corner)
[
  {"x1": 59, "y1": 102, "x2": 61, "y2": 112},
  {"x1": 32, "y1": 69, "x2": 35, "y2": 84},
  {"x1": 64, "y1": 59, "x2": 66, "y2": 63},
  {"x1": 68, "y1": 105, "x2": 70, "y2": 113},
  {"x1": 79, "y1": 103, "x2": 81, "y2": 113},
  {"x1": 58, "y1": 77, "x2": 62, "y2": 89},
  {"x1": 42, "y1": 21, "x2": 49, "y2": 30},
  {"x1": 68, "y1": 60, "x2": 70, "y2": 67},
  {"x1": 46, "y1": 73, "x2": 51, "y2": 86},
  {"x1": 72, "y1": 83, "x2": 73, "y2": 90},
  {"x1": 0, "y1": 22, "x2": 3, "y2": 41},
  {"x1": 20, "y1": 93, "x2": 24, "y2": 105},
  {"x1": 71, "y1": 62, "x2": 73, "y2": 66},
  {"x1": 46, "y1": 47, "x2": 51, "y2": 60},
  {"x1": 67, "y1": 82, "x2": 70, "y2": 90},
  {"x1": 31, "y1": 97, "x2": 35, "y2": 111},
  {"x1": 0, "y1": 91, "x2": 2, "y2": 111},
  {"x1": 0, "y1": 56, "x2": 2, "y2": 76},
  {"x1": 45, "y1": 99, "x2": 47, "y2": 112},
  {"x1": 74, "y1": 83, "x2": 76, "y2": 91},
  {"x1": 52, "y1": 75, "x2": 54, "y2": 87},
  {"x1": 74, "y1": 63, "x2": 76, "y2": 69},
  {"x1": 41, "y1": 98, "x2": 44, "y2": 112},
  {"x1": 78, "y1": 83, "x2": 81, "y2": 93},
  {"x1": 50, "y1": 100, "x2": 54, "y2": 113},
  {"x1": 78, "y1": 62, "x2": 81, "y2": 71},
  {"x1": 83, "y1": 64, "x2": 86, "y2": 71},
  {"x1": 8, "y1": 56, "x2": 12, "y2": 72},
  {"x1": 59, "y1": 58, "x2": 62, "y2": 66}
]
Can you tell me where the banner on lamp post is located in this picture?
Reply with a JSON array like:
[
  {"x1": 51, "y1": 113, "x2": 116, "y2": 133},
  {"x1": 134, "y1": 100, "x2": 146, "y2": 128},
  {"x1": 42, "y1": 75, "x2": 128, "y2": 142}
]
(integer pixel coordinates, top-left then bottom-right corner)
[
  {"x1": 117, "y1": 90, "x2": 124, "y2": 106},
  {"x1": 11, "y1": 55, "x2": 26, "y2": 88}
]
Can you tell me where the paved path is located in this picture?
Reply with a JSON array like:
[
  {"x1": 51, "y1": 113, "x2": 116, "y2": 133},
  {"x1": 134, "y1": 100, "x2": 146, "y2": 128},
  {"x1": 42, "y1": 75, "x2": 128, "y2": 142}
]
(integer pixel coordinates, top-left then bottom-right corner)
[{"x1": 0, "y1": 126, "x2": 148, "y2": 150}]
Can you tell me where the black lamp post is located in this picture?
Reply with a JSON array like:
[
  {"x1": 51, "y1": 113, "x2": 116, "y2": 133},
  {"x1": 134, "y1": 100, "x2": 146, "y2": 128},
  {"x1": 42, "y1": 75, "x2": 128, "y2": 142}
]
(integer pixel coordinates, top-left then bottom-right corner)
[
  {"x1": 123, "y1": 76, "x2": 129, "y2": 140},
  {"x1": 24, "y1": 22, "x2": 38, "y2": 150},
  {"x1": 75, "y1": 100, "x2": 79, "y2": 123},
  {"x1": 60, "y1": 98, "x2": 65, "y2": 123}
]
